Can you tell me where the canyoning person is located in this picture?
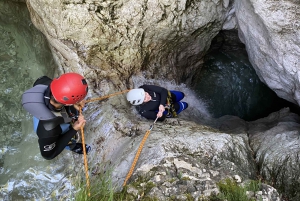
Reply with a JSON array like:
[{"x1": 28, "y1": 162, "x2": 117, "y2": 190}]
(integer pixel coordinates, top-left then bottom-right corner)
[
  {"x1": 126, "y1": 85, "x2": 188, "y2": 121},
  {"x1": 22, "y1": 73, "x2": 91, "y2": 160}
]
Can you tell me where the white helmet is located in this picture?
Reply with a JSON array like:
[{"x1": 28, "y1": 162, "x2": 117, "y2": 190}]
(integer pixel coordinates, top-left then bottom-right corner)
[{"x1": 126, "y1": 88, "x2": 145, "y2": 105}]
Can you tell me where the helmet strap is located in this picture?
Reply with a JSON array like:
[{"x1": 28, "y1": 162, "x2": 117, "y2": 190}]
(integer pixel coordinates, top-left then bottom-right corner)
[{"x1": 44, "y1": 86, "x2": 63, "y2": 112}]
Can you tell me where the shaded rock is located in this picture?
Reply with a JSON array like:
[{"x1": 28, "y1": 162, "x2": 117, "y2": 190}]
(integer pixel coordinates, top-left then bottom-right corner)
[
  {"x1": 235, "y1": 0, "x2": 300, "y2": 105},
  {"x1": 249, "y1": 108, "x2": 300, "y2": 200},
  {"x1": 7, "y1": 0, "x2": 299, "y2": 200}
]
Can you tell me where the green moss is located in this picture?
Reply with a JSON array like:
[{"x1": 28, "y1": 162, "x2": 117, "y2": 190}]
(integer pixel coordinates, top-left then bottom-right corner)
[
  {"x1": 245, "y1": 180, "x2": 261, "y2": 192},
  {"x1": 76, "y1": 171, "x2": 158, "y2": 201},
  {"x1": 150, "y1": 166, "x2": 159, "y2": 172},
  {"x1": 181, "y1": 176, "x2": 191, "y2": 181},
  {"x1": 208, "y1": 178, "x2": 259, "y2": 201},
  {"x1": 168, "y1": 178, "x2": 177, "y2": 183},
  {"x1": 124, "y1": 176, "x2": 157, "y2": 199},
  {"x1": 185, "y1": 193, "x2": 194, "y2": 201},
  {"x1": 74, "y1": 172, "x2": 115, "y2": 201},
  {"x1": 169, "y1": 194, "x2": 194, "y2": 201},
  {"x1": 198, "y1": 194, "x2": 212, "y2": 201},
  {"x1": 145, "y1": 182, "x2": 156, "y2": 191},
  {"x1": 140, "y1": 196, "x2": 159, "y2": 201}
]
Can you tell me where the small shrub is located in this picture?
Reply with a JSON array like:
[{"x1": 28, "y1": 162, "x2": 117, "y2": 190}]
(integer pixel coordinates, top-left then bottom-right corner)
[
  {"x1": 209, "y1": 178, "x2": 259, "y2": 201},
  {"x1": 74, "y1": 172, "x2": 114, "y2": 201},
  {"x1": 245, "y1": 180, "x2": 261, "y2": 192}
]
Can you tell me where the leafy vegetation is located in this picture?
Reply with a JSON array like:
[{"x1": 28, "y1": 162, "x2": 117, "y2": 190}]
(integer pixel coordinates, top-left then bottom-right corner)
[
  {"x1": 74, "y1": 170, "x2": 157, "y2": 201},
  {"x1": 74, "y1": 172, "x2": 115, "y2": 201},
  {"x1": 74, "y1": 164, "x2": 263, "y2": 201},
  {"x1": 208, "y1": 178, "x2": 261, "y2": 201}
]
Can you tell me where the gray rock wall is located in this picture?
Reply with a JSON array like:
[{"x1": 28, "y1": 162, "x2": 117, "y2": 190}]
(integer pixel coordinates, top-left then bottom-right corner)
[
  {"x1": 26, "y1": 0, "x2": 234, "y2": 87},
  {"x1": 235, "y1": 0, "x2": 300, "y2": 105},
  {"x1": 22, "y1": 0, "x2": 300, "y2": 200}
]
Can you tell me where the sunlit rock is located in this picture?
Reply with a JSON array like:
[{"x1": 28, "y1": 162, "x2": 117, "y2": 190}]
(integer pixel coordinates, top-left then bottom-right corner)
[{"x1": 1, "y1": 0, "x2": 299, "y2": 200}]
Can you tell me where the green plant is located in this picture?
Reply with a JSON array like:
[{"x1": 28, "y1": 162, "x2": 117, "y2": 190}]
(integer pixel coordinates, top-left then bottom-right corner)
[
  {"x1": 210, "y1": 178, "x2": 257, "y2": 201},
  {"x1": 245, "y1": 180, "x2": 261, "y2": 192},
  {"x1": 74, "y1": 169, "x2": 161, "y2": 201},
  {"x1": 73, "y1": 164, "x2": 135, "y2": 201},
  {"x1": 185, "y1": 193, "x2": 194, "y2": 201},
  {"x1": 74, "y1": 172, "x2": 114, "y2": 201}
]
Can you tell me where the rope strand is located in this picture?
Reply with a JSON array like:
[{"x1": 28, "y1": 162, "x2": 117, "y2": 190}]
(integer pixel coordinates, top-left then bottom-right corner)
[
  {"x1": 79, "y1": 107, "x2": 90, "y2": 196},
  {"x1": 77, "y1": 89, "x2": 153, "y2": 191},
  {"x1": 85, "y1": 89, "x2": 130, "y2": 103},
  {"x1": 78, "y1": 89, "x2": 130, "y2": 195},
  {"x1": 123, "y1": 117, "x2": 159, "y2": 186}
]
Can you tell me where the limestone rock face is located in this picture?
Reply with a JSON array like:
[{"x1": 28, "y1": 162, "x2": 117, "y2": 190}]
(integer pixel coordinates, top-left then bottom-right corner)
[
  {"x1": 26, "y1": 0, "x2": 234, "y2": 89},
  {"x1": 235, "y1": 0, "x2": 300, "y2": 105},
  {"x1": 22, "y1": 0, "x2": 300, "y2": 200},
  {"x1": 248, "y1": 108, "x2": 300, "y2": 198},
  {"x1": 111, "y1": 118, "x2": 256, "y2": 199}
]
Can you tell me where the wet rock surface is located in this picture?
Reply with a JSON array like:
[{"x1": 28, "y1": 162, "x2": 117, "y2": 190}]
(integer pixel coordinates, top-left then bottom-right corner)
[{"x1": 1, "y1": 0, "x2": 299, "y2": 200}]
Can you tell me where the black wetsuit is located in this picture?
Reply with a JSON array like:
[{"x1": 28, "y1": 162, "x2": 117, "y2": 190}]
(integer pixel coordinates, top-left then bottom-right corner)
[
  {"x1": 137, "y1": 85, "x2": 168, "y2": 121},
  {"x1": 23, "y1": 76, "x2": 80, "y2": 160},
  {"x1": 34, "y1": 102, "x2": 78, "y2": 160}
]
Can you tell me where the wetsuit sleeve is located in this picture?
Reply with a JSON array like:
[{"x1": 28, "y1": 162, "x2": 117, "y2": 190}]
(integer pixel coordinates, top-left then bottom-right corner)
[
  {"x1": 138, "y1": 104, "x2": 166, "y2": 121},
  {"x1": 140, "y1": 85, "x2": 168, "y2": 106},
  {"x1": 140, "y1": 110, "x2": 166, "y2": 121},
  {"x1": 36, "y1": 121, "x2": 77, "y2": 160}
]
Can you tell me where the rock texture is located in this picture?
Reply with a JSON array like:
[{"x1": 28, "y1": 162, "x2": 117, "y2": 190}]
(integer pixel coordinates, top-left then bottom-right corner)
[
  {"x1": 9, "y1": 0, "x2": 298, "y2": 200},
  {"x1": 248, "y1": 108, "x2": 300, "y2": 199},
  {"x1": 26, "y1": 0, "x2": 235, "y2": 88},
  {"x1": 235, "y1": 0, "x2": 300, "y2": 105}
]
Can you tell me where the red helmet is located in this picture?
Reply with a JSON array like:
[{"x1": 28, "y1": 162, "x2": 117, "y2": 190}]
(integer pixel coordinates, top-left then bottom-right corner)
[{"x1": 50, "y1": 73, "x2": 88, "y2": 105}]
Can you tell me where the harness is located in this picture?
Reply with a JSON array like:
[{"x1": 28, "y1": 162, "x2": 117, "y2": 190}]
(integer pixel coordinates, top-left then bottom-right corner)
[{"x1": 166, "y1": 91, "x2": 177, "y2": 117}]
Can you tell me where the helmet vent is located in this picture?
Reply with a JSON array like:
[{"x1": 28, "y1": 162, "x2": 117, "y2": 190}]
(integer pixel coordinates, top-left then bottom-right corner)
[
  {"x1": 50, "y1": 73, "x2": 88, "y2": 104},
  {"x1": 82, "y1": 79, "x2": 87, "y2": 85},
  {"x1": 71, "y1": 95, "x2": 84, "y2": 101}
]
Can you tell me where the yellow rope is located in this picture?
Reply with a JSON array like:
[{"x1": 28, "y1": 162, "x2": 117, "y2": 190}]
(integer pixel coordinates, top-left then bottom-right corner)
[
  {"x1": 123, "y1": 130, "x2": 151, "y2": 186},
  {"x1": 77, "y1": 88, "x2": 154, "y2": 190},
  {"x1": 123, "y1": 117, "x2": 158, "y2": 186},
  {"x1": 79, "y1": 107, "x2": 90, "y2": 196},
  {"x1": 78, "y1": 89, "x2": 130, "y2": 195},
  {"x1": 85, "y1": 89, "x2": 130, "y2": 103}
]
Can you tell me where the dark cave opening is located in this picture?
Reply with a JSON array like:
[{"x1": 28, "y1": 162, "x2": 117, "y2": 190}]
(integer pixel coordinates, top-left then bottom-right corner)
[{"x1": 190, "y1": 30, "x2": 300, "y2": 121}]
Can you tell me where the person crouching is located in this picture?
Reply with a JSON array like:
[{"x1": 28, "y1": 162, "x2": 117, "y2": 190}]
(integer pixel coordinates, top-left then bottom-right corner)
[{"x1": 126, "y1": 85, "x2": 188, "y2": 121}]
